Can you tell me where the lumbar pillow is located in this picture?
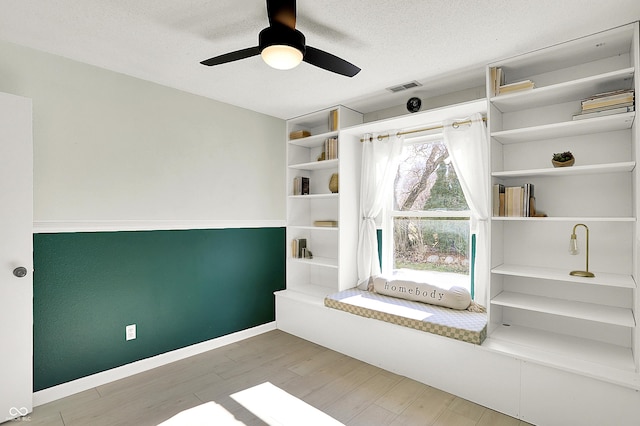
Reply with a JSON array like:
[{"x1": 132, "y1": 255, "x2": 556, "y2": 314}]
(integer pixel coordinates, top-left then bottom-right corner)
[{"x1": 371, "y1": 275, "x2": 472, "y2": 310}]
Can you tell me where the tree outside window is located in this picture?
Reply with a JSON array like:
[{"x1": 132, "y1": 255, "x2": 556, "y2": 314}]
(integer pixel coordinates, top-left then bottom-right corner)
[{"x1": 386, "y1": 139, "x2": 471, "y2": 288}]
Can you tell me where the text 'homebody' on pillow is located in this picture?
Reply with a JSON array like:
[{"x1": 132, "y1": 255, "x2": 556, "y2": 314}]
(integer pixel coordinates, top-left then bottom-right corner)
[{"x1": 371, "y1": 275, "x2": 472, "y2": 310}]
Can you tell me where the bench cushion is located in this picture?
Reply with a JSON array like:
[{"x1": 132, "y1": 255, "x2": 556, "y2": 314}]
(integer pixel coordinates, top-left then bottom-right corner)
[{"x1": 324, "y1": 288, "x2": 487, "y2": 344}]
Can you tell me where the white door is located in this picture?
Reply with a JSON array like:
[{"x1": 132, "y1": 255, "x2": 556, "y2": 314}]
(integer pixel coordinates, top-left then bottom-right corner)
[{"x1": 0, "y1": 92, "x2": 33, "y2": 422}]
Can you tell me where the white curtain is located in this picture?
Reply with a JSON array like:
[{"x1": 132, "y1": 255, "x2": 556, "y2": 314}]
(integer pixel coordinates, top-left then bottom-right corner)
[
  {"x1": 357, "y1": 133, "x2": 404, "y2": 285},
  {"x1": 442, "y1": 113, "x2": 490, "y2": 305}
]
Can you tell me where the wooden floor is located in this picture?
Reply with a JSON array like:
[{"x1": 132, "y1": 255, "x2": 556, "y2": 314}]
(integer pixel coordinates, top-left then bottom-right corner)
[{"x1": 28, "y1": 330, "x2": 532, "y2": 426}]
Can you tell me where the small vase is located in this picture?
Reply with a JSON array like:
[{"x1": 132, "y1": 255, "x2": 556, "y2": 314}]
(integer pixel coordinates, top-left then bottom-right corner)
[{"x1": 329, "y1": 173, "x2": 339, "y2": 193}]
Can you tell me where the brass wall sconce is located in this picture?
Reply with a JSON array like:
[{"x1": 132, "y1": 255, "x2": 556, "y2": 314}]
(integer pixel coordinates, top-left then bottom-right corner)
[{"x1": 569, "y1": 223, "x2": 595, "y2": 277}]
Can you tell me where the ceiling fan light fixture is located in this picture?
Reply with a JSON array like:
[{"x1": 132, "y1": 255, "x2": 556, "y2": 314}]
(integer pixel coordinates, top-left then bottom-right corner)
[
  {"x1": 261, "y1": 44, "x2": 303, "y2": 70},
  {"x1": 258, "y1": 25, "x2": 305, "y2": 70}
]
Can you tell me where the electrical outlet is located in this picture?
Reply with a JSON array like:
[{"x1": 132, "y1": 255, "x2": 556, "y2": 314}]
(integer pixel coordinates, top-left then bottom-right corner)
[{"x1": 126, "y1": 324, "x2": 136, "y2": 341}]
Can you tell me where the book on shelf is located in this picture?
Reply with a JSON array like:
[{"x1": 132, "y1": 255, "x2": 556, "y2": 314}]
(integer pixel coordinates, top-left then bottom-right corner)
[
  {"x1": 580, "y1": 89, "x2": 634, "y2": 110},
  {"x1": 523, "y1": 183, "x2": 534, "y2": 218},
  {"x1": 314, "y1": 220, "x2": 338, "y2": 227},
  {"x1": 291, "y1": 238, "x2": 307, "y2": 258},
  {"x1": 489, "y1": 67, "x2": 506, "y2": 97},
  {"x1": 495, "y1": 183, "x2": 535, "y2": 217},
  {"x1": 492, "y1": 184, "x2": 505, "y2": 216},
  {"x1": 324, "y1": 137, "x2": 339, "y2": 160},
  {"x1": 329, "y1": 109, "x2": 339, "y2": 131},
  {"x1": 572, "y1": 104, "x2": 635, "y2": 120},
  {"x1": 293, "y1": 176, "x2": 310, "y2": 195},
  {"x1": 289, "y1": 130, "x2": 311, "y2": 140},
  {"x1": 498, "y1": 79, "x2": 535, "y2": 95},
  {"x1": 581, "y1": 88, "x2": 634, "y2": 102}
]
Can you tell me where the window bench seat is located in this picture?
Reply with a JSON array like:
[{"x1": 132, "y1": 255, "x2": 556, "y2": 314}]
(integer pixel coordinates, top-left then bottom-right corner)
[{"x1": 324, "y1": 288, "x2": 487, "y2": 345}]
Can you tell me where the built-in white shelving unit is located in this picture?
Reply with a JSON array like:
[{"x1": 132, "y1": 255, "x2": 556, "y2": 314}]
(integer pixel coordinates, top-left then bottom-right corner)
[
  {"x1": 486, "y1": 22, "x2": 640, "y2": 377},
  {"x1": 285, "y1": 106, "x2": 363, "y2": 296},
  {"x1": 277, "y1": 24, "x2": 640, "y2": 425}
]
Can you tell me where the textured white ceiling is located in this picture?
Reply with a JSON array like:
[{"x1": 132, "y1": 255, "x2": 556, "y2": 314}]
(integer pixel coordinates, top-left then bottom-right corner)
[{"x1": 1, "y1": 0, "x2": 639, "y2": 119}]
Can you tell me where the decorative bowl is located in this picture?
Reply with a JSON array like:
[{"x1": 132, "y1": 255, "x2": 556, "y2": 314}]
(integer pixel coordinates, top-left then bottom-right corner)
[{"x1": 552, "y1": 158, "x2": 575, "y2": 167}]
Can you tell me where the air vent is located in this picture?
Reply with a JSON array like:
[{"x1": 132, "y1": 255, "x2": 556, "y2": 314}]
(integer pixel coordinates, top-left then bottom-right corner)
[{"x1": 386, "y1": 80, "x2": 422, "y2": 93}]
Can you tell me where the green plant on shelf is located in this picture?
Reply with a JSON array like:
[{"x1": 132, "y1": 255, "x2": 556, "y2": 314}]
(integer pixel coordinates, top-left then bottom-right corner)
[
  {"x1": 551, "y1": 151, "x2": 575, "y2": 167},
  {"x1": 552, "y1": 151, "x2": 573, "y2": 162}
]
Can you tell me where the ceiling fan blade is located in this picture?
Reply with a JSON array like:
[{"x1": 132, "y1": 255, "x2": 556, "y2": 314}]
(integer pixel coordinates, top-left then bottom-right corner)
[
  {"x1": 266, "y1": 0, "x2": 296, "y2": 29},
  {"x1": 303, "y1": 46, "x2": 361, "y2": 77},
  {"x1": 200, "y1": 46, "x2": 260, "y2": 66}
]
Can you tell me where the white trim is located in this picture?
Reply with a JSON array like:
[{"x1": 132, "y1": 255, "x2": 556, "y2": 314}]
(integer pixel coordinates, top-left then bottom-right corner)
[
  {"x1": 390, "y1": 210, "x2": 471, "y2": 218},
  {"x1": 33, "y1": 220, "x2": 286, "y2": 233},
  {"x1": 33, "y1": 322, "x2": 276, "y2": 406}
]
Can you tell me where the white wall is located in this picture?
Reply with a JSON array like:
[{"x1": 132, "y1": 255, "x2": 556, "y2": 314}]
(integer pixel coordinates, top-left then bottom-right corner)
[
  {"x1": 363, "y1": 86, "x2": 486, "y2": 123},
  {"x1": 0, "y1": 40, "x2": 285, "y2": 223}
]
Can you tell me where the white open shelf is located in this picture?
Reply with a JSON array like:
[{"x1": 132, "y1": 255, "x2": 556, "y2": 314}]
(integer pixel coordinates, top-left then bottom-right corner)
[
  {"x1": 490, "y1": 67, "x2": 635, "y2": 112},
  {"x1": 288, "y1": 193, "x2": 339, "y2": 200},
  {"x1": 492, "y1": 264, "x2": 636, "y2": 289},
  {"x1": 290, "y1": 256, "x2": 338, "y2": 269},
  {"x1": 491, "y1": 291, "x2": 635, "y2": 327},
  {"x1": 491, "y1": 112, "x2": 635, "y2": 144},
  {"x1": 288, "y1": 225, "x2": 339, "y2": 232},
  {"x1": 492, "y1": 161, "x2": 636, "y2": 177},
  {"x1": 275, "y1": 287, "x2": 331, "y2": 306},
  {"x1": 483, "y1": 324, "x2": 638, "y2": 384},
  {"x1": 288, "y1": 159, "x2": 338, "y2": 170},
  {"x1": 288, "y1": 131, "x2": 338, "y2": 148},
  {"x1": 491, "y1": 216, "x2": 636, "y2": 222}
]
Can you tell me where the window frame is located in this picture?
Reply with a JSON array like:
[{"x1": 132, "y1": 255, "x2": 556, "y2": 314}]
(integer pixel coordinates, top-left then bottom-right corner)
[{"x1": 380, "y1": 134, "x2": 473, "y2": 292}]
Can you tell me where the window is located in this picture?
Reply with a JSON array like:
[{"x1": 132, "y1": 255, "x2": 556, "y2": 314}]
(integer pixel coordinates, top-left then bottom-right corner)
[{"x1": 382, "y1": 136, "x2": 472, "y2": 292}]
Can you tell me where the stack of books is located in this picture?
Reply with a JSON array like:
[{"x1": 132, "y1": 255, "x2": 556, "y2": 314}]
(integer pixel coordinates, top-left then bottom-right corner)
[
  {"x1": 313, "y1": 220, "x2": 338, "y2": 227},
  {"x1": 573, "y1": 89, "x2": 635, "y2": 120},
  {"x1": 489, "y1": 67, "x2": 535, "y2": 96},
  {"x1": 324, "y1": 137, "x2": 338, "y2": 160},
  {"x1": 293, "y1": 176, "x2": 309, "y2": 195},
  {"x1": 289, "y1": 130, "x2": 311, "y2": 139},
  {"x1": 493, "y1": 183, "x2": 535, "y2": 217}
]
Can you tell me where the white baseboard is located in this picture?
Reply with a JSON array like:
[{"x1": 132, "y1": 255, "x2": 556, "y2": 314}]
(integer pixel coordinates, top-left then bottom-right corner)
[{"x1": 33, "y1": 322, "x2": 276, "y2": 406}]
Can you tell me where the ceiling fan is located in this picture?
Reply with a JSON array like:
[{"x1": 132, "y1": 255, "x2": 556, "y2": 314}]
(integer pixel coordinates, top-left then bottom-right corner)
[{"x1": 200, "y1": 0, "x2": 361, "y2": 77}]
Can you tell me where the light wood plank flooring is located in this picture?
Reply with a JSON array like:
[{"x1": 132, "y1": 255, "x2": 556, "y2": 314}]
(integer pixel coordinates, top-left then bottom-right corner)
[{"x1": 28, "y1": 330, "x2": 532, "y2": 425}]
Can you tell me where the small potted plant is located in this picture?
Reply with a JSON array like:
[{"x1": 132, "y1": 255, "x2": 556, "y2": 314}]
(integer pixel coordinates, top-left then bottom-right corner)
[{"x1": 552, "y1": 151, "x2": 575, "y2": 167}]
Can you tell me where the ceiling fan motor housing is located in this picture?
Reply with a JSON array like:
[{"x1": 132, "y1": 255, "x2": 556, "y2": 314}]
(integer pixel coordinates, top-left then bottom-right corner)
[{"x1": 259, "y1": 24, "x2": 306, "y2": 55}]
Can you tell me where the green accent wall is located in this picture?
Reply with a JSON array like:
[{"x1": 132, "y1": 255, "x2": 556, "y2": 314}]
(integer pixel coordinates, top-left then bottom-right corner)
[{"x1": 33, "y1": 227, "x2": 285, "y2": 391}]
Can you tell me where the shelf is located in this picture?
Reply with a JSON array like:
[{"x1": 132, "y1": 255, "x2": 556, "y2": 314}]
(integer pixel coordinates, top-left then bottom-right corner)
[
  {"x1": 288, "y1": 193, "x2": 339, "y2": 200},
  {"x1": 275, "y1": 288, "x2": 330, "y2": 306},
  {"x1": 492, "y1": 264, "x2": 636, "y2": 289},
  {"x1": 288, "y1": 159, "x2": 338, "y2": 170},
  {"x1": 490, "y1": 67, "x2": 635, "y2": 113},
  {"x1": 492, "y1": 161, "x2": 635, "y2": 177},
  {"x1": 288, "y1": 225, "x2": 339, "y2": 231},
  {"x1": 286, "y1": 106, "x2": 362, "y2": 296},
  {"x1": 492, "y1": 216, "x2": 635, "y2": 222},
  {"x1": 288, "y1": 131, "x2": 338, "y2": 148},
  {"x1": 483, "y1": 324, "x2": 638, "y2": 384},
  {"x1": 290, "y1": 256, "x2": 338, "y2": 269},
  {"x1": 491, "y1": 291, "x2": 635, "y2": 327},
  {"x1": 491, "y1": 112, "x2": 635, "y2": 144}
]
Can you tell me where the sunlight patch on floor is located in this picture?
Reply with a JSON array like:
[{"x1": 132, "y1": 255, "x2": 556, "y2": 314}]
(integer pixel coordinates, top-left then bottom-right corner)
[
  {"x1": 158, "y1": 382, "x2": 343, "y2": 425},
  {"x1": 231, "y1": 382, "x2": 344, "y2": 425},
  {"x1": 158, "y1": 401, "x2": 245, "y2": 425}
]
